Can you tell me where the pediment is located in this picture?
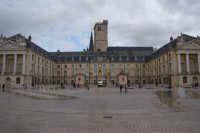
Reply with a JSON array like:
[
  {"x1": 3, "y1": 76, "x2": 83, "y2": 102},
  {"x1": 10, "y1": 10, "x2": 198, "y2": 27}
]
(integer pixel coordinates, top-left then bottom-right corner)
[
  {"x1": 0, "y1": 40, "x2": 26, "y2": 51},
  {"x1": 177, "y1": 40, "x2": 200, "y2": 49}
]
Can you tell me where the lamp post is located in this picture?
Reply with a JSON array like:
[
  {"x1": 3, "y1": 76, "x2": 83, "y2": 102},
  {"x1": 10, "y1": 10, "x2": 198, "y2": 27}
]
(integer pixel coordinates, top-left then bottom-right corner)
[
  {"x1": 138, "y1": 65, "x2": 141, "y2": 88},
  {"x1": 64, "y1": 68, "x2": 66, "y2": 87},
  {"x1": 168, "y1": 52, "x2": 171, "y2": 89}
]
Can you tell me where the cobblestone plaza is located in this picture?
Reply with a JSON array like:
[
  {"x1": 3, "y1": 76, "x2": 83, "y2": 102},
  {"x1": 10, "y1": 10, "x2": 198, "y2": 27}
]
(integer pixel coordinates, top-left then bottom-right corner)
[{"x1": 0, "y1": 86, "x2": 200, "y2": 133}]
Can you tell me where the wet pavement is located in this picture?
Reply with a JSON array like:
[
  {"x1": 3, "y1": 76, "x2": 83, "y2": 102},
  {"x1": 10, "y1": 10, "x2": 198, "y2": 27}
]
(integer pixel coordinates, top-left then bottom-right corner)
[
  {"x1": 155, "y1": 87, "x2": 200, "y2": 112},
  {"x1": 0, "y1": 86, "x2": 200, "y2": 133}
]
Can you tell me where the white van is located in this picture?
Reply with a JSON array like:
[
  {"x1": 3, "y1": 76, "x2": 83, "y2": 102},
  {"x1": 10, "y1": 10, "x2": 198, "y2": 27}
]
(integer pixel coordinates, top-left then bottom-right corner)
[{"x1": 98, "y1": 80, "x2": 103, "y2": 87}]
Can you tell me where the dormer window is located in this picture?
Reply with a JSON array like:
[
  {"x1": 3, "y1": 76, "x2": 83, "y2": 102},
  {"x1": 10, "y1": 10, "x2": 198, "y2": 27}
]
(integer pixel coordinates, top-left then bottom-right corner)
[
  {"x1": 86, "y1": 56, "x2": 88, "y2": 61},
  {"x1": 135, "y1": 57, "x2": 137, "y2": 61},
  {"x1": 127, "y1": 57, "x2": 129, "y2": 61},
  {"x1": 72, "y1": 57, "x2": 74, "y2": 61},
  {"x1": 119, "y1": 57, "x2": 122, "y2": 61},
  {"x1": 79, "y1": 56, "x2": 81, "y2": 61},
  {"x1": 111, "y1": 57, "x2": 114, "y2": 61}
]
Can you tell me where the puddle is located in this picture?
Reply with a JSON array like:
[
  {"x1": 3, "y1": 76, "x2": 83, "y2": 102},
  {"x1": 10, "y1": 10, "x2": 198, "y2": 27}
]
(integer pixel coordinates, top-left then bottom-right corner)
[
  {"x1": 155, "y1": 88, "x2": 200, "y2": 111},
  {"x1": 13, "y1": 90, "x2": 75, "y2": 100}
]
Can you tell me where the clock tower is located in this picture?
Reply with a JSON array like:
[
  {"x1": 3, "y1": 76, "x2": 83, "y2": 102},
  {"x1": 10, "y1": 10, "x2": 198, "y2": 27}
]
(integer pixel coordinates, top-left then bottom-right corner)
[{"x1": 94, "y1": 20, "x2": 108, "y2": 52}]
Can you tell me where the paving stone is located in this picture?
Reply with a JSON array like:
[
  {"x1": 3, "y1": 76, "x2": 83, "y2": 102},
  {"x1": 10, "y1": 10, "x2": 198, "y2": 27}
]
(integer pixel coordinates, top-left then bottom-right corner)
[{"x1": 0, "y1": 87, "x2": 199, "y2": 133}]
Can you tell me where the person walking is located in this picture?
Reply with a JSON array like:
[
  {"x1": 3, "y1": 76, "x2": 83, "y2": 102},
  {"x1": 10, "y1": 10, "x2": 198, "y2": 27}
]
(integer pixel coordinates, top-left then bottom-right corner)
[
  {"x1": 120, "y1": 85, "x2": 122, "y2": 93},
  {"x1": 87, "y1": 85, "x2": 90, "y2": 90},
  {"x1": 2, "y1": 84, "x2": 5, "y2": 92},
  {"x1": 125, "y1": 85, "x2": 127, "y2": 93}
]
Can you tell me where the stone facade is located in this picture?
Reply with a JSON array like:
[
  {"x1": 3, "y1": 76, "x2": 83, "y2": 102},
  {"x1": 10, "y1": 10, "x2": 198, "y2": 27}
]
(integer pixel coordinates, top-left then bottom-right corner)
[
  {"x1": 94, "y1": 20, "x2": 108, "y2": 52},
  {"x1": 0, "y1": 21, "x2": 200, "y2": 88}
]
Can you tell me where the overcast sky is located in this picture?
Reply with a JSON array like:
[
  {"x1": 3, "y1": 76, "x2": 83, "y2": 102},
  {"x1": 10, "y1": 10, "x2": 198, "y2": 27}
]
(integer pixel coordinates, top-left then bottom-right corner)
[{"x1": 0, "y1": 0, "x2": 199, "y2": 52}]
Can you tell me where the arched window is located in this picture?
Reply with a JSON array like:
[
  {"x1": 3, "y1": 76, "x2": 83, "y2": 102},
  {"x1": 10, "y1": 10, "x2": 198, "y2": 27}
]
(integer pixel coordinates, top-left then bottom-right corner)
[{"x1": 16, "y1": 77, "x2": 20, "y2": 84}]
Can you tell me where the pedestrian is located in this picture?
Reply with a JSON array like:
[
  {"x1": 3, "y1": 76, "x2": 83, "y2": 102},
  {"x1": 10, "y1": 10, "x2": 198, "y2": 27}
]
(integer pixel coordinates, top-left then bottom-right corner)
[
  {"x1": 61, "y1": 83, "x2": 63, "y2": 89},
  {"x1": 73, "y1": 83, "x2": 75, "y2": 88},
  {"x1": 125, "y1": 86, "x2": 127, "y2": 93},
  {"x1": 120, "y1": 85, "x2": 122, "y2": 93},
  {"x1": 2, "y1": 84, "x2": 5, "y2": 92},
  {"x1": 87, "y1": 85, "x2": 90, "y2": 90}
]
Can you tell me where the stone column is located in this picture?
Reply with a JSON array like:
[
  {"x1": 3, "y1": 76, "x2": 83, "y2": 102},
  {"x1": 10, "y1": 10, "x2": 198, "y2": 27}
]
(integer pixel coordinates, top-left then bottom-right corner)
[
  {"x1": 177, "y1": 54, "x2": 181, "y2": 74},
  {"x1": 22, "y1": 54, "x2": 26, "y2": 74},
  {"x1": 186, "y1": 54, "x2": 190, "y2": 74},
  {"x1": 13, "y1": 54, "x2": 17, "y2": 75},
  {"x1": 198, "y1": 54, "x2": 200, "y2": 74},
  {"x1": 2, "y1": 54, "x2": 6, "y2": 75}
]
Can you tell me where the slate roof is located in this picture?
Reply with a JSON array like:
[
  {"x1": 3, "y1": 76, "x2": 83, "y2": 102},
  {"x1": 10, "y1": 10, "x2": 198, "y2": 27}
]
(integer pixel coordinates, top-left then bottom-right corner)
[
  {"x1": 5, "y1": 33, "x2": 197, "y2": 63},
  {"x1": 146, "y1": 34, "x2": 197, "y2": 61},
  {"x1": 88, "y1": 32, "x2": 94, "y2": 51},
  {"x1": 107, "y1": 46, "x2": 153, "y2": 52}
]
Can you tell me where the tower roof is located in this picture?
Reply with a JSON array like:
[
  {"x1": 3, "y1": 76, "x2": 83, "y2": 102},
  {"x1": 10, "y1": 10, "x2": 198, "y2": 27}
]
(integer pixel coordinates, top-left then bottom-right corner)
[{"x1": 88, "y1": 32, "x2": 94, "y2": 51}]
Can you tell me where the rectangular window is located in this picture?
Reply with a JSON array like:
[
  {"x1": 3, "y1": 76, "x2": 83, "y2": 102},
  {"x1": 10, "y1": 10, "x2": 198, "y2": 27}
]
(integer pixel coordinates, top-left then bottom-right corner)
[
  {"x1": 64, "y1": 65, "x2": 67, "y2": 69},
  {"x1": 57, "y1": 65, "x2": 60, "y2": 68},
  {"x1": 181, "y1": 63, "x2": 186, "y2": 73},
  {"x1": 71, "y1": 71, "x2": 74, "y2": 76},
  {"x1": 98, "y1": 26, "x2": 101, "y2": 31},
  {"x1": 126, "y1": 69, "x2": 130, "y2": 75},
  {"x1": 111, "y1": 69, "x2": 114, "y2": 73},
  {"x1": 135, "y1": 70, "x2": 138, "y2": 76},
  {"x1": 64, "y1": 71, "x2": 67, "y2": 76},
  {"x1": 37, "y1": 65, "x2": 40, "y2": 74},
  {"x1": 57, "y1": 71, "x2": 60, "y2": 76},
  {"x1": 183, "y1": 77, "x2": 187, "y2": 83},
  {"x1": 71, "y1": 64, "x2": 74, "y2": 69},
  {"x1": 18, "y1": 63, "x2": 22, "y2": 73},
  {"x1": 42, "y1": 67, "x2": 44, "y2": 74},
  {"x1": 32, "y1": 55, "x2": 34, "y2": 61}
]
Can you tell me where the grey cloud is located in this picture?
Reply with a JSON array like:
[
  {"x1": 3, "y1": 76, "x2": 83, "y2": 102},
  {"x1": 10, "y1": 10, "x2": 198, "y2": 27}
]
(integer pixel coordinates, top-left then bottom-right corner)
[{"x1": 0, "y1": 0, "x2": 199, "y2": 51}]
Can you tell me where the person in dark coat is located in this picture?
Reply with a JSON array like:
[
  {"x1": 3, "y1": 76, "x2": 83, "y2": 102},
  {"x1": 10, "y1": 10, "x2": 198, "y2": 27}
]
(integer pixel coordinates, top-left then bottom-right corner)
[
  {"x1": 2, "y1": 84, "x2": 5, "y2": 92},
  {"x1": 120, "y1": 85, "x2": 122, "y2": 93}
]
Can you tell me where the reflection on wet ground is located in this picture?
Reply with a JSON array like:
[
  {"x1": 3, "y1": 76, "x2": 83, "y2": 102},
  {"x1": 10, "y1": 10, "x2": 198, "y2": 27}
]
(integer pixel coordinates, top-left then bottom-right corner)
[
  {"x1": 155, "y1": 88, "x2": 200, "y2": 111},
  {"x1": 10, "y1": 89, "x2": 75, "y2": 100}
]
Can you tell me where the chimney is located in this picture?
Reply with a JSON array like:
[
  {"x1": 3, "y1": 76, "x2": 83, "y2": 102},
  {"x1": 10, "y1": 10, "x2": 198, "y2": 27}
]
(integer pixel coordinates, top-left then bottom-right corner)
[
  {"x1": 103, "y1": 20, "x2": 108, "y2": 24},
  {"x1": 28, "y1": 35, "x2": 32, "y2": 42},
  {"x1": 57, "y1": 50, "x2": 60, "y2": 52},
  {"x1": 170, "y1": 36, "x2": 173, "y2": 42}
]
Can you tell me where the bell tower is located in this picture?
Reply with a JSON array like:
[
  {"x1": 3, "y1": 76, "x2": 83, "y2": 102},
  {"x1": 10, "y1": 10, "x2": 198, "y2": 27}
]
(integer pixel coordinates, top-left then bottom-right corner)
[{"x1": 94, "y1": 20, "x2": 108, "y2": 52}]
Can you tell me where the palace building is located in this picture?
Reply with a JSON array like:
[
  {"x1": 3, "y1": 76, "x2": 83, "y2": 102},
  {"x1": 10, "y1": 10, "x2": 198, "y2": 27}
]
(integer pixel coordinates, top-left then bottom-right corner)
[{"x1": 0, "y1": 20, "x2": 200, "y2": 88}]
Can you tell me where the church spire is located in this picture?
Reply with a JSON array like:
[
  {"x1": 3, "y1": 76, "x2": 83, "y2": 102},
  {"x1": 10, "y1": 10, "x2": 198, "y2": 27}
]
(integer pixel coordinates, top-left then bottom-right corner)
[{"x1": 89, "y1": 31, "x2": 94, "y2": 51}]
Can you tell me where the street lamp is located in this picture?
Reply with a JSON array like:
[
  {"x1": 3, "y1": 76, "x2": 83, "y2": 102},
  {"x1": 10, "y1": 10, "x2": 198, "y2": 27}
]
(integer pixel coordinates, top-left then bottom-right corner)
[
  {"x1": 138, "y1": 65, "x2": 141, "y2": 88},
  {"x1": 168, "y1": 53, "x2": 171, "y2": 89}
]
